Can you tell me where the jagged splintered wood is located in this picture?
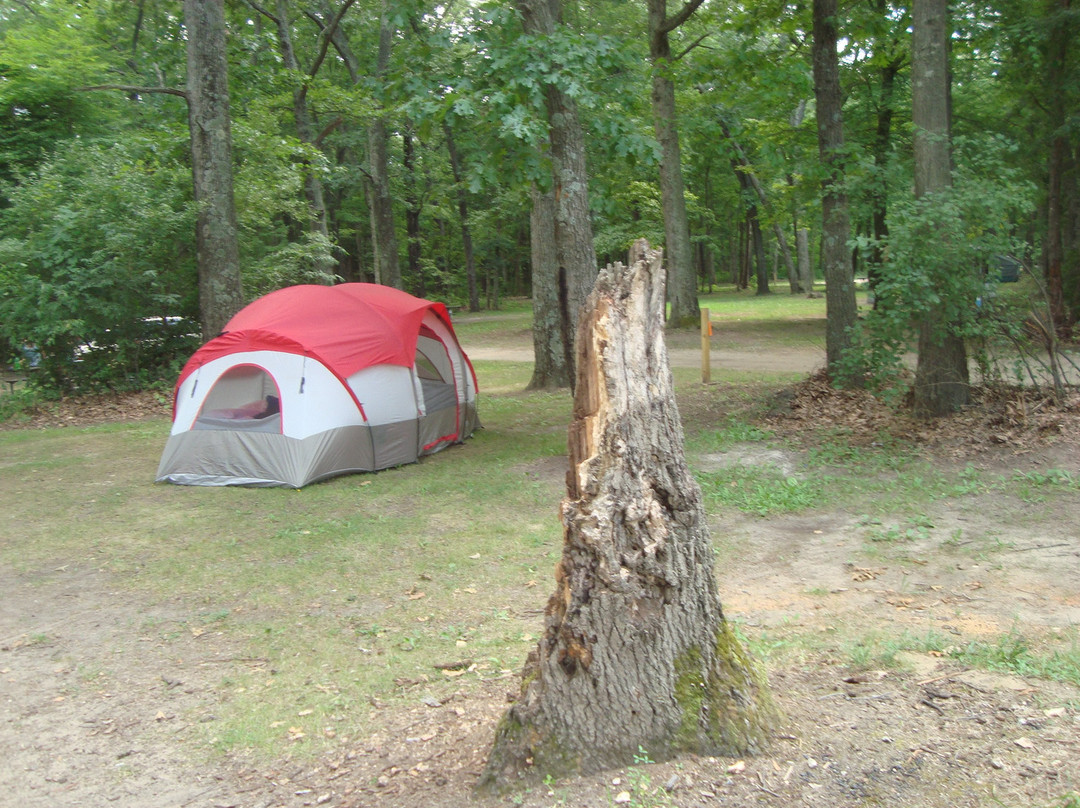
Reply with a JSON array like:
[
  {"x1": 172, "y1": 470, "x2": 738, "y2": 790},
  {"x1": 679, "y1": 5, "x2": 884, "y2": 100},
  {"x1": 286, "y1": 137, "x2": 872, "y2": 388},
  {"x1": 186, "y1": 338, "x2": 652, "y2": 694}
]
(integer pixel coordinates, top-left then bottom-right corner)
[{"x1": 479, "y1": 240, "x2": 774, "y2": 790}]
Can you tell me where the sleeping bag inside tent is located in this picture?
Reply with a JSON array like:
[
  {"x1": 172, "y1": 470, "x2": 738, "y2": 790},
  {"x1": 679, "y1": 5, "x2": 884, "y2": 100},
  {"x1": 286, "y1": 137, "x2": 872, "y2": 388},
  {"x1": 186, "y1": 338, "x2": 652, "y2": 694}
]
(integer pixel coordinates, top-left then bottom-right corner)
[{"x1": 156, "y1": 283, "x2": 479, "y2": 488}]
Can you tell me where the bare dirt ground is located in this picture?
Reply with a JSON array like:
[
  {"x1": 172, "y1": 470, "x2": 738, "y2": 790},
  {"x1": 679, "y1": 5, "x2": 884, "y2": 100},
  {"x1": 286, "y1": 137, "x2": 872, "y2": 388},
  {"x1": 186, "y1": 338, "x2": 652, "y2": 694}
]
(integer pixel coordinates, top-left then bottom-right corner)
[{"x1": 3, "y1": 353, "x2": 1080, "y2": 807}]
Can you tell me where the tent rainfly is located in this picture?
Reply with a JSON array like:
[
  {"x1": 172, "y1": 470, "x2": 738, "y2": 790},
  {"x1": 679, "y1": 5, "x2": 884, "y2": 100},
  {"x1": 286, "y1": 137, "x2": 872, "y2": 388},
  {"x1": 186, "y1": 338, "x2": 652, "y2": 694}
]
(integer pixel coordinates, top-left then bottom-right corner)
[{"x1": 156, "y1": 283, "x2": 479, "y2": 488}]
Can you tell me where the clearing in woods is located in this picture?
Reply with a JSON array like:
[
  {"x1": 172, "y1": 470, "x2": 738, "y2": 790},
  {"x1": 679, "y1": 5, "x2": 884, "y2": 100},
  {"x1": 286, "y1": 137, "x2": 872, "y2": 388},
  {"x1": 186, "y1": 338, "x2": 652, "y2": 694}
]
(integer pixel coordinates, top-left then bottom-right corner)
[{"x1": 1, "y1": 294, "x2": 1078, "y2": 808}]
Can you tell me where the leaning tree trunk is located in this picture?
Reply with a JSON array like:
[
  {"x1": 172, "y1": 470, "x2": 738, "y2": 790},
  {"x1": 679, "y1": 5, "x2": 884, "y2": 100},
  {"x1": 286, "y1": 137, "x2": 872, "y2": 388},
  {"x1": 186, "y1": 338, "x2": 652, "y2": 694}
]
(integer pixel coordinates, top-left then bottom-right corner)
[{"x1": 480, "y1": 240, "x2": 772, "y2": 789}]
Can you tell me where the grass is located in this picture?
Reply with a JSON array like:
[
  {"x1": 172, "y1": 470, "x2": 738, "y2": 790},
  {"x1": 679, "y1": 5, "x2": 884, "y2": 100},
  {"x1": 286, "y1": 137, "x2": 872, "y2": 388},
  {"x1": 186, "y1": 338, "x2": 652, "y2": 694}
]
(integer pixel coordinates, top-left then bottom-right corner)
[
  {"x1": 2, "y1": 292, "x2": 1076, "y2": 768},
  {"x1": 949, "y1": 628, "x2": 1080, "y2": 687}
]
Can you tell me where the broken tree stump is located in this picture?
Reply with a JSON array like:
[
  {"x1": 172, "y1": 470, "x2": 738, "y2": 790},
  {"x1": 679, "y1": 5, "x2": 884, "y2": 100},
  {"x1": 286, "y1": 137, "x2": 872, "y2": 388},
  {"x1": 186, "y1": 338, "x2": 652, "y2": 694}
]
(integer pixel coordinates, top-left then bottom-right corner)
[{"x1": 479, "y1": 240, "x2": 774, "y2": 789}]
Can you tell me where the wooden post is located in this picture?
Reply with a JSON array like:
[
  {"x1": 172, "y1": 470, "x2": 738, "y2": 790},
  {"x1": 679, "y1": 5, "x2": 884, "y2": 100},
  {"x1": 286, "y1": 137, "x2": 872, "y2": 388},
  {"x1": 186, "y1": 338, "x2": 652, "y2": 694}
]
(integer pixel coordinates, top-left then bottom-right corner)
[{"x1": 700, "y1": 307, "x2": 711, "y2": 384}]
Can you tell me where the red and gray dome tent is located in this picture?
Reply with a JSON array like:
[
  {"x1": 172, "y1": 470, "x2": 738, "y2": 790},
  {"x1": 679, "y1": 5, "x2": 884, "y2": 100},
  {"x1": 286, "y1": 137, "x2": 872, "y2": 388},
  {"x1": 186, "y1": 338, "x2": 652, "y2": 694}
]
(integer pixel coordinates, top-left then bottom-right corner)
[{"x1": 156, "y1": 283, "x2": 479, "y2": 488}]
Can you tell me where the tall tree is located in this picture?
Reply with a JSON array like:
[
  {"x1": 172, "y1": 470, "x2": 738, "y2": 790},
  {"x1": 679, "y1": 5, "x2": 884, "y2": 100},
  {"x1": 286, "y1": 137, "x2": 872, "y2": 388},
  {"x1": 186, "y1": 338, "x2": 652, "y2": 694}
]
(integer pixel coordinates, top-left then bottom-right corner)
[
  {"x1": 443, "y1": 120, "x2": 481, "y2": 311},
  {"x1": 368, "y1": 0, "x2": 402, "y2": 289},
  {"x1": 1042, "y1": 0, "x2": 1076, "y2": 335},
  {"x1": 718, "y1": 117, "x2": 786, "y2": 294},
  {"x1": 648, "y1": 0, "x2": 703, "y2": 325},
  {"x1": 527, "y1": 183, "x2": 573, "y2": 389},
  {"x1": 481, "y1": 242, "x2": 771, "y2": 786},
  {"x1": 911, "y1": 0, "x2": 969, "y2": 416},
  {"x1": 243, "y1": 0, "x2": 354, "y2": 282},
  {"x1": 185, "y1": 0, "x2": 243, "y2": 338},
  {"x1": 812, "y1": 0, "x2": 859, "y2": 376},
  {"x1": 517, "y1": 0, "x2": 598, "y2": 382}
]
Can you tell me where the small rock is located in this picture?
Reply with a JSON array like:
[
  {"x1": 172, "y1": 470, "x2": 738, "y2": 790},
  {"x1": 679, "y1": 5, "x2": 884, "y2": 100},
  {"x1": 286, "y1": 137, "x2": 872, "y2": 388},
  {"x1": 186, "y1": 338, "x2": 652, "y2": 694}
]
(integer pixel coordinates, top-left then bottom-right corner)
[
  {"x1": 663, "y1": 774, "x2": 679, "y2": 792},
  {"x1": 614, "y1": 791, "x2": 631, "y2": 804}
]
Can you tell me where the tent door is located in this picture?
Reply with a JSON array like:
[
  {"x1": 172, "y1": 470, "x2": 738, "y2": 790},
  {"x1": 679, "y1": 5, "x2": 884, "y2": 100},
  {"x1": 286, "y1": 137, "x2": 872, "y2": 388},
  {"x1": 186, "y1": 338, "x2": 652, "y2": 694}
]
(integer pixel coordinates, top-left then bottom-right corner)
[{"x1": 193, "y1": 364, "x2": 283, "y2": 433}]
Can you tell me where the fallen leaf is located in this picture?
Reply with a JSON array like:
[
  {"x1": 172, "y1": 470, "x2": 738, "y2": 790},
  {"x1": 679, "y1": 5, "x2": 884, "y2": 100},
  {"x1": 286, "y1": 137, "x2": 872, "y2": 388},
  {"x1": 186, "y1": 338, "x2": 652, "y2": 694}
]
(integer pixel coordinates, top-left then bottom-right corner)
[
  {"x1": 442, "y1": 668, "x2": 465, "y2": 677},
  {"x1": 297, "y1": 709, "x2": 313, "y2": 716},
  {"x1": 727, "y1": 760, "x2": 746, "y2": 773},
  {"x1": 851, "y1": 567, "x2": 884, "y2": 582},
  {"x1": 408, "y1": 590, "x2": 426, "y2": 601},
  {"x1": 1045, "y1": 707, "x2": 1066, "y2": 718},
  {"x1": 469, "y1": 553, "x2": 481, "y2": 560}
]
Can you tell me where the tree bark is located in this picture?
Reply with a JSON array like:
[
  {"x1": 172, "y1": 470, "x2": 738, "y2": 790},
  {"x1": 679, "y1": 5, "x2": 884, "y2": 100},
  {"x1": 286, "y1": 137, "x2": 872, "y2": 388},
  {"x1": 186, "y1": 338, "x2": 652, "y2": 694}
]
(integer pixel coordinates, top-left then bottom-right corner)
[
  {"x1": 796, "y1": 228, "x2": 813, "y2": 296},
  {"x1": 911, "y1": 0, "x2": 969, "y2": 417},
  {"x1": 185, "y1": 0, "x2": 243, "y2": 340},
  {"x1": 518, "y1": 0, "x2": 598, "y2": 384},
  {"x1": 443, "y1": 120, "x2": 480, "y2": 312},
  {"x1": 528, "y1": 184, "x2": 573, "y2": 389},
  {"x1": 718, "y1": 117, "x2": 795, "y2": 288},
  {"x1": 812, "y1": 0, "x2": 859, "y2": 377},
  {"x1": 403, "y1": 122, "x2": 425, "y2": 298},
  {"x1": 648, "y1": 0, "x2": 702, "y2": 327},
  {"x1": 480, "y1": 240, "x2": 773, "y2": 789},
  {"x1": 1044, "y1": 0, "x2": 1073, "y2": 336},
  {"x1": 869, "y1": 51, "x2": 904, "y2": 307},
  {"x1": 368, "y1": 0, "x2": 401, "y2": 289}
]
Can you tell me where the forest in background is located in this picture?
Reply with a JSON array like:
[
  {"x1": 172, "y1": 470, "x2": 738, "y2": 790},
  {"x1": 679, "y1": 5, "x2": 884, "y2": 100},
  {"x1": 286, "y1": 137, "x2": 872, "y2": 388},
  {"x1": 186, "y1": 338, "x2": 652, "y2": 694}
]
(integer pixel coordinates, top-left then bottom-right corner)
[{"x1": 0, "y1": 0, "x2": 1076, "y2": 402}]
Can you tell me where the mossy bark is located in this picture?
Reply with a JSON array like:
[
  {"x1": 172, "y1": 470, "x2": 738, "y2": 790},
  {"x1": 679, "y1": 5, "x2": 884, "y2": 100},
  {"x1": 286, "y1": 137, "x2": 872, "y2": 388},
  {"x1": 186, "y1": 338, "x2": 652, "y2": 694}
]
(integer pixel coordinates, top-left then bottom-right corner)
[{"x1": 479, "y1": 241, "x2": 775, "y2": 792}]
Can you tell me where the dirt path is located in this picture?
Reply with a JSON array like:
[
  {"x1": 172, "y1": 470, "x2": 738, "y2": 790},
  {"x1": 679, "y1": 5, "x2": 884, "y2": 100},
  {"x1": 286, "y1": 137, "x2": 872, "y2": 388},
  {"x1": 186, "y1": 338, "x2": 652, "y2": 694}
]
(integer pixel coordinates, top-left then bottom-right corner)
[{"x1": 465, "y1": 345, "x2": 825, "y2": 374}]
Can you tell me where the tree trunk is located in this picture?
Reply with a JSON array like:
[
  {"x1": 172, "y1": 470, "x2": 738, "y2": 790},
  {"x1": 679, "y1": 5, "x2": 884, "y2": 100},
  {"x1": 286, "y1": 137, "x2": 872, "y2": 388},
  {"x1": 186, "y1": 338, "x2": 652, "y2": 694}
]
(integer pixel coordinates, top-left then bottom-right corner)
[
  {"x1": 368, "y1": 0, "x2": 401, "y2": 289},
  {"x1": 480, "y1": 240, "x2": 772, "y2": 789},
  {"x1": 185, "y1": 0, "x2": 243, "y2": 340},
  {"x1": 812, "y1": 0, "x2": 859, "y2": 377},
  {"x1": 869, "y1": 55, "x2": 902, "y2": 308},
  {"x1": 275, "y1": 0, "x2": 332, "y2": 243},
  {"x1": 443, "y1": 120, "x2": 481, "y2": 312},
  {"x1": 1044, "y1": 0, "x2": 1073, "y2": 336},
  {"x1": 403, "y1": 122, "x2": 424, "y2": 298},
  {"x1": 528, "y1": 184, "x2": 573, "y2": 389},
  {"x1": 648, "y1": 0, "x2": 702, "y2": 327},
  {"x1": 911, "y1": 0, "x2": 969, "y2": 417},
  {"x1": 749, "y1": 204, "x2": 769, "y2": 295},
  {"x1": 796, "y1": 228, "x2": 813, "y2": 296},
  {"x1": 518, "y1": 0, "x2": 598, "y2": 384},
  {"x1": 718, "y1": 118, "x2": 796, "y2": 287}
]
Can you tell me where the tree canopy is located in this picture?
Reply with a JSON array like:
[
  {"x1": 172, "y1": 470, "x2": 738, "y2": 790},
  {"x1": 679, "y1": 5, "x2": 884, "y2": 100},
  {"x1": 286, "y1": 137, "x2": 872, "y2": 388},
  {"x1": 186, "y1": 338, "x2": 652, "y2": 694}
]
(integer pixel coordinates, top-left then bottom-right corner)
[{"x1": 0, "y1": 0, "x2": 1074, "y2": 402}]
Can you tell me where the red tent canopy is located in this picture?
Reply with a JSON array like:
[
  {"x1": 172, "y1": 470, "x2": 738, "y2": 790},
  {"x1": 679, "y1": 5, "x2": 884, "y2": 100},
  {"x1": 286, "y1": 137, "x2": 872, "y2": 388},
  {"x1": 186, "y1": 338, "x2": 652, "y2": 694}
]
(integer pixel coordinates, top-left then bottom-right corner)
[{"x1": 177, "y1": 283, "x2": 455, "y2": 386}]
